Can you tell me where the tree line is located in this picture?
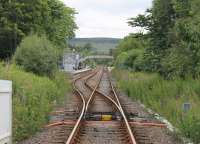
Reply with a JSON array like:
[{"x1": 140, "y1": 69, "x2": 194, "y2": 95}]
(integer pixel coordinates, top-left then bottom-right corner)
[
  {"x1": 115, "y1": 0, "x2": 200, "y2": 79},
  {"x1": 0, "y1": 0, "x2": 77, "y2": 60}
]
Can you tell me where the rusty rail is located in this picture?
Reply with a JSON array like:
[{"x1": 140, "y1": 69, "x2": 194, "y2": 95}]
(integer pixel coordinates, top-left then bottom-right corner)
[
  {"x1": 65, "y1": 75, "x2": 89, "y2": 144},
  {"x1": 84, "y1": 69, "x2": 104, "y2": 115},
  {"x1": 66, "y1": 68, "x2": 103, "y2": 144},
  {"x1": 85, "y1": 69, "x2": 137, "y2": 144},
  {"x1": 107, "y1": 70, "x2": 137, "y2": 144},
  {"x1": 66, "y1": 68, "x2": 137, "y2": 144}
]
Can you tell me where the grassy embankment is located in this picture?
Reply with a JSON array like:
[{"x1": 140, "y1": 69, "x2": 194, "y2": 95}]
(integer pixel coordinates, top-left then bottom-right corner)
[
  {"x1": 112, "y1": 69, "x2": 200, "y2": 143},
  {"x1": 0, "y1": 63, "x2": 71, "y2": 142}
]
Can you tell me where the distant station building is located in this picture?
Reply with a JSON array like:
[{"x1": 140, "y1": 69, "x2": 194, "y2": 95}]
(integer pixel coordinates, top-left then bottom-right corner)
[{"x1": 63, "y1": 52, "x2": 80, "y2": 72}]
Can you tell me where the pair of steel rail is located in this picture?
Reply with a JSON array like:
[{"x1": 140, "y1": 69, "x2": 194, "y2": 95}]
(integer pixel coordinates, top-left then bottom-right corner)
[{"x1": 66, "y1": 68, "x2": 137, "y2": 144}]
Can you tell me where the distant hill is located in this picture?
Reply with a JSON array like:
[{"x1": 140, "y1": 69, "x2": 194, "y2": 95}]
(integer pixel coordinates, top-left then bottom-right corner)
[{"x1": 69, "y1": 38, "x2": 121, "y2": 55}]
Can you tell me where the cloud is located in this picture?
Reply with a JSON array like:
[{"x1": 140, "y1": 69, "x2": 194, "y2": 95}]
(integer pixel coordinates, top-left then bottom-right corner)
[{"x1": 62, "y1": 0, "x2": 152, "y2": 38}]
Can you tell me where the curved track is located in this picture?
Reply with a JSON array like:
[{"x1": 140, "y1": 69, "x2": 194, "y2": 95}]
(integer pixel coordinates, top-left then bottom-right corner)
[
  {"x1": 66, "y1": 67, "x2": 137, "y2": 144},
  {"x1": 20, "y1": 67, "x2": 178, "y2": 144}
]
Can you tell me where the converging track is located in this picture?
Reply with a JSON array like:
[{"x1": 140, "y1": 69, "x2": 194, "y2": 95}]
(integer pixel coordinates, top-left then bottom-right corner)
[
  {"x1": 66, "y1": 67, "x2": 137, "y2": 144},
  {"x1": 20, "y1": 67, "x2": 179, "y2": 144}
]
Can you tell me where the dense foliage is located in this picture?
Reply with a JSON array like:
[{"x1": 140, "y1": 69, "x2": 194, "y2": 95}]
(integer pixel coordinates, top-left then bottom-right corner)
[
  {"x1": 115, "y1": 0, "x2": 200, "y2": 79},
  {"x1": 113, "y1": 69, "x2": 200, "y2": 143},
  {"x1": 114, "y1": 34, "x2": 147, "y2": 70},
  {"x1": 113, "y1": 0, "x2": 200, "y2": 142},
  {"x1": 0, "y1": 63, "x2": 71, "y2": 141},
  {"x1": 0, "y1": 0, "x2": 77, "y2": 59},
  {"x1": 14, "y1": 35, "x2": 58, "y2": 77}
]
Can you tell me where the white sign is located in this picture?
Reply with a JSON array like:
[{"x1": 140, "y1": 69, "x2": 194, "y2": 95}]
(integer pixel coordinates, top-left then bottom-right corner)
[{"x1": 0, "y1": 80, "x2": 12, "y2": 144}]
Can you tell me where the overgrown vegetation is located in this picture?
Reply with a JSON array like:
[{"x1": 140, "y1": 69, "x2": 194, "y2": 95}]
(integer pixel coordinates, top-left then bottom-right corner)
[
  {"x1": 113, "y1": 0, "x2": 200, "y2": 143},
  {"x1": 14, "y1": 35, "x2": 58, "y2": 77},
  {"x1": 0, "y1": 0, "x2": 77, "y2": 141},
  {"x1": 0, "y1": 63, "x2": 71, "y2": 141},
  {"x1": 0, "y1": 0, "x2": 75, "y2": 142},
  {"x1": 114, "y1": 34, "x2": 147, "y2": 70},
  {"x1": 113, "y1": 69, "x2": 200, "y2": 143},
  {"x1": 0, "y1": 0, "x2": 77, "y2": 59},
  {"x1": 115, "y1": 0, "x2": 200, "y2": 79}
]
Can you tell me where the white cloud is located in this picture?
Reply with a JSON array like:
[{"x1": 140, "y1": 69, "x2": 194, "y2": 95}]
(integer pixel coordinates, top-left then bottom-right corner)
[{"x1": 62, "y1": 0, "x2": 152, "y2": 38}]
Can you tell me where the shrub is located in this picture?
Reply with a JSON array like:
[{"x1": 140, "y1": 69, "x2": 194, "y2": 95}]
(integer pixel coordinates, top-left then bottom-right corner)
[
  {"x1": 0, "y1": 63, "x2": 71, "y2": 141},
  {"x1": 114, "y1": 52, "x2": 129, "y2": 69},
  {"x1": 14, "y1": 35, "x2": 58, "y2": 77},
  {"x1": 114, "y1": 34, "x2": 147, "y2": 71}
]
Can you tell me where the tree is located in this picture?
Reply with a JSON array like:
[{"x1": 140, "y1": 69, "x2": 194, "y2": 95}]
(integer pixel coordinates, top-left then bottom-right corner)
[
  {"x1": 128, "y1": 9, "x2": 153, "y2": 31},
  {"x1": 14, "y1": 35, "x2": 58, "y2": 77},
  {"x1": 0, "y1": 0, "x2": 77, "y2": 60},
  {"x1": 45, "y1": 0, "x2": 77, "y2": 48},
  {"x1": 161, "y1": 0, "x2": 200, "y2": 78},
  {"x1": 128, "y1": 0, "x2": 175, "y2": 73},
  {"x1": 83, "y1": 43, "x2": 92, "y2": 51},
  {"x1": 120, "y1": 0, "x2": 197, "y2": 78},
  {"x1": 114, "y1": 34, "x2": 146, "y2": 70},
  {"x1": 148, "y1": 0, "x2": 175, "y2": 73},
  {"x1": 0, "y1": 1, "x2": 24, "y2": 59}
]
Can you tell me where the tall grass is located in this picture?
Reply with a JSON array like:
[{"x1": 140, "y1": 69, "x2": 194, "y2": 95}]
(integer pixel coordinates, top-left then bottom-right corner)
[
  {"x1": 0, "y1": 63, "x2": 71, "y2": 142},
  {"x1": 112, "y1": 69, "x2": 200, "y2": 143}
]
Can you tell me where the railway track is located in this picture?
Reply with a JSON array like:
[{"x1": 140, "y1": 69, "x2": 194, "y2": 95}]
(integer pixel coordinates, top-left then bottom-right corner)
[
  {"x1": 65, "y1": 67, "x2": 138, "y2": 144},
  {"x1": 20, "y1": 67, "x2": 181, "y2": 144}
]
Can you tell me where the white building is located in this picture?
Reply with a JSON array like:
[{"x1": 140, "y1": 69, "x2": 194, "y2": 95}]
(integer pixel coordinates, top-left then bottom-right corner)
[
  {"x1": 0, "y1": 80, "x2": 12, "y2": 144},
  {"x1": 63, "y1": 52, "x2": 80, "y2": 72}
]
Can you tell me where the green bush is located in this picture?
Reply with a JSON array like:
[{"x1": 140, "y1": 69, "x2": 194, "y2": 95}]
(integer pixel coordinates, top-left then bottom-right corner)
[
  {"x1": 115, "y1": 52, "x2": 129, "y2": 69},
  {"x1": 114, "y1": 34, "x2": 146, "y2": 71},
  {"x1": 0, "y1": 63, "x2": 71, "y2": 141},
  {"x1": 112, "y1": 69, "x2": 200, "y2": 143},
  {"x1": 14, "y1": 35, "x2": 58, "y2": 77}
]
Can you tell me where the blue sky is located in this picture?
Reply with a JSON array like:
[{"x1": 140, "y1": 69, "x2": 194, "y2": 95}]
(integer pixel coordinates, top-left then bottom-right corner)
[{"x1": 62, "y1": 0, "x2": 152, "y2": 38}]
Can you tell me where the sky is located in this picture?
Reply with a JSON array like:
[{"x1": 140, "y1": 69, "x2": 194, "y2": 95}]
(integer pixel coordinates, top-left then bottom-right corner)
[{"x1": 62, "y1": 0, "x2": 153, "y2": 38}]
